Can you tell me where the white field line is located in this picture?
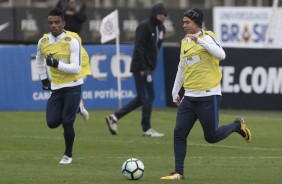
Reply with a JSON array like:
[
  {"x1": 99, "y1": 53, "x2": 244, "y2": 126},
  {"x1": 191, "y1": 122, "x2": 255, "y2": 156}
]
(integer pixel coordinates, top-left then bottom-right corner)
[
  {"x1": 8, "y1": 135, "x2": 63, "y2": 140},
  {"x1": 188, "y1": 143, "x2": 282, "y2": 151},
  {"x1": 109, "y1": 156, "x2": 282, "y2": 159},
  {"x1": 49, "y1": 156, "x2": 282, "y2": 160},
  {"x1": 7, "y1": 135, "x2": 282, "y2": 152}
]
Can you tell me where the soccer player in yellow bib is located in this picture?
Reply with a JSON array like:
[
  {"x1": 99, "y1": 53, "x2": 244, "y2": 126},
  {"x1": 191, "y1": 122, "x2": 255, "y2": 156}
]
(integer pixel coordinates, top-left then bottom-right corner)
[
  {"x1": 36, "y1": 8, "x2": 91, "y2": 164},
  {"x1": 161, "y1": 8, "x2": 251, "y2": 180}
]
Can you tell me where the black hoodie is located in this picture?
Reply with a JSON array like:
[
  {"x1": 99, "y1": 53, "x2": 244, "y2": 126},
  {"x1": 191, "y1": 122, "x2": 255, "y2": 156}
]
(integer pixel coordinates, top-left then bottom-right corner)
[{"x1": 130, "y1": 3, "x2": 167, "y2": 72}]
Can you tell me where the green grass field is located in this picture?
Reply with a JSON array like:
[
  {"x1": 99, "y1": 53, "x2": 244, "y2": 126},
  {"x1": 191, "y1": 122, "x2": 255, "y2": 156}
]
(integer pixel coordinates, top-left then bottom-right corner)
[{"x1": 0, "y1": 108, "x2": 281, "y2": 184}]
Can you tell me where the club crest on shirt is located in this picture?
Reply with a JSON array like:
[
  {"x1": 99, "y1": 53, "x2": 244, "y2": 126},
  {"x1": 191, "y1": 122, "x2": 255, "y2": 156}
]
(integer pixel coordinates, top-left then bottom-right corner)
[
  {"x1": 41, "y1": 38, "x2": 47, "y2": 43},
  {"x1": 65, "y1": 37, "x2": 71, "y2": 42}
]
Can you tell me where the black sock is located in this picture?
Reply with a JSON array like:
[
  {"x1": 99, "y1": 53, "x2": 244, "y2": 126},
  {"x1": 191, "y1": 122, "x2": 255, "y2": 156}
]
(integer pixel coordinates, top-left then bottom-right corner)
[{"x1": 63, "y1": 124, "x2": 75, "y2": 157}]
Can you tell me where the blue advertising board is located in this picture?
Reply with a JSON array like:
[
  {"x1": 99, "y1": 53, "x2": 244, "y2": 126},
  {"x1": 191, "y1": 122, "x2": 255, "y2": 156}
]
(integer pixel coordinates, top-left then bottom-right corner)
[{"x1": 0, "y1": 45, "x2": 165, "y2": 111}]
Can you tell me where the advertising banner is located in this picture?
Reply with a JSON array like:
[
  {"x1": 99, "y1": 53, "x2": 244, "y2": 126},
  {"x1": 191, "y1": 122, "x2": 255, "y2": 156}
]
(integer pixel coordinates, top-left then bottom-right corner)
[
  {"x1": 163, "y1": 46, "x2": 282, "y2": 110},
  {"x1": 0, "y1": 8, "x2": 14, "y2": 41},
  {"x1": 10, "y1": 7, "x2": 197, "y2": 44},
  {"x1": 14, "y1": 8, "x2": 50, "y2": 42},
  {"x1": 213, "y1": 7, "x2": 279, "y2": 48},
  {"x1": 220, "y1": 48, "x2": 282, "y2": 110},
  {"x1": 82, "y1": 8, "x2": 185, "y2": 44},
  {"x1": 0, "y1": 45, "x2": 165, "y2": 111},
  {"x1": 2, "y1": 7, "x2": 214, "y2": 44}
]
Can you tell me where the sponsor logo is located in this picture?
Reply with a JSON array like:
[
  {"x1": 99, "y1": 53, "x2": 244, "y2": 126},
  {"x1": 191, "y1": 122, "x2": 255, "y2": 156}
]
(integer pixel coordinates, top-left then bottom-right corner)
[
  {"x1": 163, "y1": 18, "x2": 175, "y2": 38},
  {"x1": 221, "y1": 66, "x2": 282, "y2": 94},
  {"x1": 50, "y1": 52, "x2": 59, "y2": 56},
  {"x1": 31, "y1": 53, "x2": 133, "y2": 81},
  {"x1": 0, "y1": 22, "x2": 10, "y2": 32},
  {"x1": 183, "y1": 46, "x2": 194, "y2": 54}
]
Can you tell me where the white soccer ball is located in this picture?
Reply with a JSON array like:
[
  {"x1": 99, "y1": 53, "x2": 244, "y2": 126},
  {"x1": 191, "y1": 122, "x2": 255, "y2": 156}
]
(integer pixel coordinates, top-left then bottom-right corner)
[{"x1": 121, "y1": 158, "x2": 144, "y2": 180}]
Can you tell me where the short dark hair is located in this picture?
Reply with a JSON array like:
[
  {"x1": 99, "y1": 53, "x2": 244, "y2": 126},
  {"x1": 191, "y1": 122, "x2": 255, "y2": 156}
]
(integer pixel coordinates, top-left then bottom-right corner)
[{"x1": 48, "y1": 8, "x2": 64, "y2": 20}]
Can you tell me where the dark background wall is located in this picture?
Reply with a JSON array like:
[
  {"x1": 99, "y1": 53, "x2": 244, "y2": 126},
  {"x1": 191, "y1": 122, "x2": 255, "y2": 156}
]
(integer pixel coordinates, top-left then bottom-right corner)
[
  {"x1": 163, "y1": 47, "x2": 282, "y2": 110},
  {"x1": 0, "y1": 7, "x2": 213, "y2": 44}
]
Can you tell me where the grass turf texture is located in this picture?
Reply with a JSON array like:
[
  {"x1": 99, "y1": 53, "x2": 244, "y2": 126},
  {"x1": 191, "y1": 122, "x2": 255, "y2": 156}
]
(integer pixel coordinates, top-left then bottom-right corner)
[{"x1": 0, "y1": 108, "x2": 281, "y2": 184}]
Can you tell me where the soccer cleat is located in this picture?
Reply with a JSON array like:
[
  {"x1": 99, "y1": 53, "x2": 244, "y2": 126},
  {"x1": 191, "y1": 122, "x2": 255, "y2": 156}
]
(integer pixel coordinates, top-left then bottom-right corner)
[
  {"x1": 105, "y1": 115, "x2": 118, "y2": 135},
  {"x1": 160, "y1": 172, "x2": 184, "y2": 180},
  {"x1": 79, "y1": 99, "x2": 89, "y2": 121},
  {"x1": 143, "y1": 128, "x2": 164, "y2": 137},
  {"x1": 235, "y1": 118, "x2": 251, "y2": 142},
  {"x1": 59, "y1": 155, "x2": 72, "y2": 164}
]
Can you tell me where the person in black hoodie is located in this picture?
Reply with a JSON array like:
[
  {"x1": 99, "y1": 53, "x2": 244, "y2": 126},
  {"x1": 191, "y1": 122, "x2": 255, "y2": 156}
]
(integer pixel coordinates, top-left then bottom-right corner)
[
  {"x1": 105, "y1": 3, "x2": 167, "y2": 137},
  {"x1": 56, "y1": 0, "x2": 87, "y2": 34}
]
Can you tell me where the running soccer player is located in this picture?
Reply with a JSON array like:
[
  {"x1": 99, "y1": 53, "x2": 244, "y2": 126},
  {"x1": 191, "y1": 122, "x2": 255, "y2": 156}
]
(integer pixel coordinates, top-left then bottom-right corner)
[
  {"x1": 36, "y1": 8, "x2": 91, "y2": 164},
  {"x1": 161, "y1": 8, "x2": 251, "y2": 180}
]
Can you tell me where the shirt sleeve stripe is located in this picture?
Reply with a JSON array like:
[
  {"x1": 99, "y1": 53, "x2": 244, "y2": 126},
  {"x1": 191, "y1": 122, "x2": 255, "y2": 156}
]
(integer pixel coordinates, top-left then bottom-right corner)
[
  {"x1": 73, "y1": 37, "x2": 81, "y2": 66},
  {"x1": 205, "y1": 33, "x2": 221, "y2": 48}
]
